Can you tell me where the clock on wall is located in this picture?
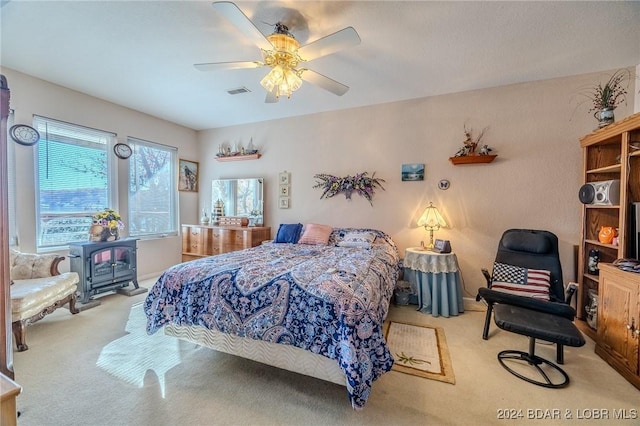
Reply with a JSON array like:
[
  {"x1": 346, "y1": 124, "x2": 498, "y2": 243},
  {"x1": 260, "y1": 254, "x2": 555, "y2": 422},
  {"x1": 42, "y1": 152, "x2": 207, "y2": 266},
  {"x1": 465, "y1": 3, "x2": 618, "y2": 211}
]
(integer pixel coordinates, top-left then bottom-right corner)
[
  {"x1": 113, "y1": 143, "x2": 133, "y2": 159},
  {"x1": 10, "y1": 124, "x2": 40, "y2": 146}
]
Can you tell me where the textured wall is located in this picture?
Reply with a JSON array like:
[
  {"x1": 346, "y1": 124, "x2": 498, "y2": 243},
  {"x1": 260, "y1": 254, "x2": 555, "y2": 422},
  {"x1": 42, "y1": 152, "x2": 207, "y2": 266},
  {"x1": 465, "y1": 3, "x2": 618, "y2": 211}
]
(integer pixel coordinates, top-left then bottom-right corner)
[
  {"x1": 2, "y1": 68, "x2": 197, "y2": 279},
  {"x1": 3, "y1": 66, "x2": 637, "y2": 293},
  {"x1": 199, "y1": 70, "x2": 636, "y2": 296}
]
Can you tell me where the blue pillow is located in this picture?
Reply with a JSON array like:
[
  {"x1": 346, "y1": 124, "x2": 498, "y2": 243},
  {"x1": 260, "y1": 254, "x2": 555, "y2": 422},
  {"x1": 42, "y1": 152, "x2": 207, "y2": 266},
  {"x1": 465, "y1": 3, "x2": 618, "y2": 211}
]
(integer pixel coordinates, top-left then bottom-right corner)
[{"x1": 274, "y1": 223, "x2": 303, "y2": 243}]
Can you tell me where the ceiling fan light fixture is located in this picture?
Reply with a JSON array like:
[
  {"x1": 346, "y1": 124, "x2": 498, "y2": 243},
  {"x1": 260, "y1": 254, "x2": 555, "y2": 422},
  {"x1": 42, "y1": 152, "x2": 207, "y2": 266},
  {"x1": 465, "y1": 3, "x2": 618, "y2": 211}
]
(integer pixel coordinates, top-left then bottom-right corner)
[
  {"x1": 260, "y1": 65, "x2": 302, "y2": 99},
  {"x1": 202, "y1": 4, "x2": 359, "y2": 101},
  {"x1": 266, "y1": 33, "x2": 300, "y2": 56},
  {"x1": 256, "y1": 27, "x2": 305, "y2": 99}
]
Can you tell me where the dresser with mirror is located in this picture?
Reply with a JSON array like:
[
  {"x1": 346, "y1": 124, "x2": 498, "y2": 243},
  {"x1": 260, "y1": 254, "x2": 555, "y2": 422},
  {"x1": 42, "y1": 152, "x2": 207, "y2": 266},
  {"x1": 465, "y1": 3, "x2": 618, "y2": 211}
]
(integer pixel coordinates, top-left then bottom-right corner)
[{"x1": 182, "y1": 177, "x2": 270, "y2": 262}]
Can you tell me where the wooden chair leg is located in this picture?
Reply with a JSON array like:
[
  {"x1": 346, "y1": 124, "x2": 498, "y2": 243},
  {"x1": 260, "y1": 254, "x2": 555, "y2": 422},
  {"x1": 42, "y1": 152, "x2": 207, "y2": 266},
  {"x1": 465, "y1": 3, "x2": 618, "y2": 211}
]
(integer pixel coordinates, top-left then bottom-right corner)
[
  {"x1": 12, "y1": 320, "x2": 28, "y2": 352},
  {"x1": 68, "y1": 293, "x2": 80, "y2": 314},
  {"x1": 482, "y1": 303, "x2": 494, "y2": 340}
]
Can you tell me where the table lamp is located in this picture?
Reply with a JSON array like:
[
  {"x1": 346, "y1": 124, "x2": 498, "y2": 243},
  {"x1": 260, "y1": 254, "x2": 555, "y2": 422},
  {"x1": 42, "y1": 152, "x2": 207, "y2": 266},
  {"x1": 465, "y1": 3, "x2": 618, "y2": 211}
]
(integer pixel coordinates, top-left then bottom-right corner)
[{"x1": 417, "y1": 202, "x2": 447, "y2": 249}]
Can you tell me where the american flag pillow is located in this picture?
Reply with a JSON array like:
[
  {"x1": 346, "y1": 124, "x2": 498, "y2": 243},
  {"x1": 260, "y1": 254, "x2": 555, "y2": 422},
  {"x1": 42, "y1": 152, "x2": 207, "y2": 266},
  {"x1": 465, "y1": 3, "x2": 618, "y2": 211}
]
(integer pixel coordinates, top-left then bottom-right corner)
[{"x1": 490, "y1": 262, "x2": 551, "y2": 300}]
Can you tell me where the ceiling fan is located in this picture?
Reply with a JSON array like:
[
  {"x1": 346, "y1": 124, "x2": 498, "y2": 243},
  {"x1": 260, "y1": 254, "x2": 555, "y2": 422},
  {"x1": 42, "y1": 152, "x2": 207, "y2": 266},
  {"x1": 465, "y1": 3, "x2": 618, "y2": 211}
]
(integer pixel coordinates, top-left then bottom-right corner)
[{"x1": 195, "y1": 1, "x2": 361, "y2": 103}]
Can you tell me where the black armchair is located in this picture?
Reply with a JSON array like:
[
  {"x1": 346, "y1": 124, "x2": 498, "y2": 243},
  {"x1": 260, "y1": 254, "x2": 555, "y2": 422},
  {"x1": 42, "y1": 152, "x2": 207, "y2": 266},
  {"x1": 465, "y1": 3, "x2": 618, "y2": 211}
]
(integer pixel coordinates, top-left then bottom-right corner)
[{"x1": 476, "y1": 229, "x2": 585, "y2": 387}]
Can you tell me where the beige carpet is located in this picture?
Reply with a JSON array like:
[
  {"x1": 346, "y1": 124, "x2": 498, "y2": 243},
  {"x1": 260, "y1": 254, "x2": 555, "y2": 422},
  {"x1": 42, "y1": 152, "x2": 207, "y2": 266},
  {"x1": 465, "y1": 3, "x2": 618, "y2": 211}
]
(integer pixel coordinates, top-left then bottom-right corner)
[
  {"x1": 386, "y1": 321, "x2": 455, "y2": 384},
  {"x1": 9, "y1": 277, "x2": 640, "y2": 425}
]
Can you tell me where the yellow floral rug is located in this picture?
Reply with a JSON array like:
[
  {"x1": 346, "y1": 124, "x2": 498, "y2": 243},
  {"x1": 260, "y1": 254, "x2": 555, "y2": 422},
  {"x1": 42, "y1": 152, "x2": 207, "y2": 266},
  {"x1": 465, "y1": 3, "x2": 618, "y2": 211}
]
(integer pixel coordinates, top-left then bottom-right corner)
[{"x1": 385, "y1": 321, "x2": 455, "y2": 385}]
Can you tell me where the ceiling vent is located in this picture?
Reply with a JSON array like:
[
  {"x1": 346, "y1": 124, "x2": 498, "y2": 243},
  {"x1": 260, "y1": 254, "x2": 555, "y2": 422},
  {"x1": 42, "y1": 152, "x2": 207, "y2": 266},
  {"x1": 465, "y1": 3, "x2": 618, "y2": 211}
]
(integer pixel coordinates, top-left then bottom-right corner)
[{"x1": 227, "y1": 87, "x2": 251, "y2": 95}]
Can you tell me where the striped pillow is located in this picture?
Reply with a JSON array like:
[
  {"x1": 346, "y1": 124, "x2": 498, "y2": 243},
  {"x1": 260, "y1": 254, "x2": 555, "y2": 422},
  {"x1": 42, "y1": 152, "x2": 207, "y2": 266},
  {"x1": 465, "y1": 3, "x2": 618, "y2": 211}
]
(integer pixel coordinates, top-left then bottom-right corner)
[
  {"x1": 298, "y1": 223, "x2": 333, "y2": 245},
  {"x1": 490, "y1": 262, "x2": 551, "y2": 300}
]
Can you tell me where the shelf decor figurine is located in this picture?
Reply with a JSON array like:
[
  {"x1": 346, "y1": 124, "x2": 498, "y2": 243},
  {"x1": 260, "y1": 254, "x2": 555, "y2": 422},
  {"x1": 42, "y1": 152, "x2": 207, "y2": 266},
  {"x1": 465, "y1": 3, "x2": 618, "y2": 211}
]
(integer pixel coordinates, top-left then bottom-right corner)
[
  {"x1": 597, "y1": 226, "x2": 617, "y2": 245},
  {"x1": 200, "y1": 209, "x2": 210, "y2": 225}
]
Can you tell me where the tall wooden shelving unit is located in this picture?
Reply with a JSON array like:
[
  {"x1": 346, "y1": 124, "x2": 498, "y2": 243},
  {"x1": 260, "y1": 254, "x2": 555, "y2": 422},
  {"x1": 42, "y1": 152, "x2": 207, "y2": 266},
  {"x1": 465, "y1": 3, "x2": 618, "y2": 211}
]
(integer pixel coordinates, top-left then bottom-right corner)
[{"x1": 577, "y1": 112, "x2": 640, "y2": 340}]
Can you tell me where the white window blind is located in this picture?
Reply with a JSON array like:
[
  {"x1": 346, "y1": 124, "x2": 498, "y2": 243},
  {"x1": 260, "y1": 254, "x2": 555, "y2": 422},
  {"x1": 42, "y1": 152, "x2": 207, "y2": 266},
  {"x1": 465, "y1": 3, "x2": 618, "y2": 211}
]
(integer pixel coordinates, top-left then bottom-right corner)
[
  {"x1": 33, "y1": 115, "x2": 116, "y2": 249},
  {"x1": 127, "y1": 137, "x2": 178, "y2": 238}
]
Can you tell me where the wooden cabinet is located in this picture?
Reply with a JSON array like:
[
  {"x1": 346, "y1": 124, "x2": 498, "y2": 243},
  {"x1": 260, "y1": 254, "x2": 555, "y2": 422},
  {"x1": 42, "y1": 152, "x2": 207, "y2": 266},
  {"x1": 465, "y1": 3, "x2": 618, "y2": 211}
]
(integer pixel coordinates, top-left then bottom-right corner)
[
  {"x1": 577, "y1": 112, "x2": 640, "y2": 339},
  {"x1": 596, "y1": 264, "x2": 640, "y2": 390},
  {"x1": 0, "y1": 373, "x2": 21, "y2": 426},
  {"x1": 181, "y1": 224, "x2": 271, "y2": 262}
]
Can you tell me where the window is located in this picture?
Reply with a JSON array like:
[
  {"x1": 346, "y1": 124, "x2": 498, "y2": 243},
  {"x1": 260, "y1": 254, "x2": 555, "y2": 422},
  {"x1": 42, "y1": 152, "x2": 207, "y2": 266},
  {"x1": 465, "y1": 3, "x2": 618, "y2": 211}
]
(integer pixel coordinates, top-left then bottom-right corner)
[
  {"x1": 127, "y1": 137, "x2": 178, "y2": 238},
  {"x1": 34, "y1": 116, "x2": 116, "y2": 249}
]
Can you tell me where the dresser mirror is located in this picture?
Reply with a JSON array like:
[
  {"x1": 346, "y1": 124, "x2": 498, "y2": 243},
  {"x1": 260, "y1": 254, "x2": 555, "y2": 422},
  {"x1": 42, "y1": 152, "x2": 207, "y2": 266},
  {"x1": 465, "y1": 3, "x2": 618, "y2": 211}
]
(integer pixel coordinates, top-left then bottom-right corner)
[{"x1": 211, "y1": 178, "x2": 263, "y2": 225}]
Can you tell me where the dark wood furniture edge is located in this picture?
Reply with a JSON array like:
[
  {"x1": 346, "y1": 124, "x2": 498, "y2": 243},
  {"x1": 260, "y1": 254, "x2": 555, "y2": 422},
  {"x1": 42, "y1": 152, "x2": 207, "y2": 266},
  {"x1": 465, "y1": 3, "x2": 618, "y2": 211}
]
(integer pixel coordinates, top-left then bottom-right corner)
[{"x1": 11, "y1": 292, "x2": 79, "y2": 352}]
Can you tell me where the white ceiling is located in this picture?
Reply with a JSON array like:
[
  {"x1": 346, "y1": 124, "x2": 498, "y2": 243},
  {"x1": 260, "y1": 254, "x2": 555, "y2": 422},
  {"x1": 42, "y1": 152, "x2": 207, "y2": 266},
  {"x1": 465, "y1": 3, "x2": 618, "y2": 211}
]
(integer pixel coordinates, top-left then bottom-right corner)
[{"x1": 1, "y1": 1, "x2": 639, "y2": 131}]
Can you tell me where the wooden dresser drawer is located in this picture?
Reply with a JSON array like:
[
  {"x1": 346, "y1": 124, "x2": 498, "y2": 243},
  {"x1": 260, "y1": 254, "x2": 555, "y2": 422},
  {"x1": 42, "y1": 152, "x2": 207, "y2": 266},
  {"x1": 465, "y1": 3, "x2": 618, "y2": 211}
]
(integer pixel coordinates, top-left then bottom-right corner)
[{"x1": 181, "y1": 224, "x2": 271, "y2": 260}]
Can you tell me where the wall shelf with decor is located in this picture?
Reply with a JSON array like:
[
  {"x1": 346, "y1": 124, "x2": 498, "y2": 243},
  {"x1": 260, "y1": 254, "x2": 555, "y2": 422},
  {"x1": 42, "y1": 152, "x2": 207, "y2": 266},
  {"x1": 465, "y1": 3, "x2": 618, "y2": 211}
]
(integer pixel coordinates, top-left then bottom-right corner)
[
  {"x1": 449, "y1": 154, "x2": 497, "y2": 165},
  {"x1": 215, "y1": 153, "x2": 261, "y2": 162}
]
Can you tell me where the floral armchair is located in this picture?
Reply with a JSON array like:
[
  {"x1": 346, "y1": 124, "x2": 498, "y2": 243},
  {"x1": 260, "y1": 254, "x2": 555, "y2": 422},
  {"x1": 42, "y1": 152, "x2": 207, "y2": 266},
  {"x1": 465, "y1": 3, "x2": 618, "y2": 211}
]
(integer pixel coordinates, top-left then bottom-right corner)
[{"x1": 9, "y1": 249, "x2": 80, "y2": 351}]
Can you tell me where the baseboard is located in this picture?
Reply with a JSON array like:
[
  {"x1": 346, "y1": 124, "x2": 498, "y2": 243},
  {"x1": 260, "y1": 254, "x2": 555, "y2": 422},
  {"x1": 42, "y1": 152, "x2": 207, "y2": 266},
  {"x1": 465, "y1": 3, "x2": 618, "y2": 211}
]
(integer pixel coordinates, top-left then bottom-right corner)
[{"x1": 463, "y1": 297, "x2": 486, "y2": 312}]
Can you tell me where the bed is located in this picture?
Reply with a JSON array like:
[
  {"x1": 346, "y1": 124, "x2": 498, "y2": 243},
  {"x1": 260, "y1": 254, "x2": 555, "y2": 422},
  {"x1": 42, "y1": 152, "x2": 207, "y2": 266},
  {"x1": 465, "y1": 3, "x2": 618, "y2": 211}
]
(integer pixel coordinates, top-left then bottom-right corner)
[{"x1": 144, "y1": 227, "x2": 400, "y2": 409}]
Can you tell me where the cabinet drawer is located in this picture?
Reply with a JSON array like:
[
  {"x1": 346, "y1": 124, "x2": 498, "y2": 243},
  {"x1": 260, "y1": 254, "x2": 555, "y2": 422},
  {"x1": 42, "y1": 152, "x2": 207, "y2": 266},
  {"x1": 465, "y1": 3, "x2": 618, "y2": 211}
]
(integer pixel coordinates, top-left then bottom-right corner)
[
  {"x1": 182, "y1": 226, "x2": 206, "y2": 255},
  {"x1": 182, "y1": 224, "x2": 271, "y2": 256}
]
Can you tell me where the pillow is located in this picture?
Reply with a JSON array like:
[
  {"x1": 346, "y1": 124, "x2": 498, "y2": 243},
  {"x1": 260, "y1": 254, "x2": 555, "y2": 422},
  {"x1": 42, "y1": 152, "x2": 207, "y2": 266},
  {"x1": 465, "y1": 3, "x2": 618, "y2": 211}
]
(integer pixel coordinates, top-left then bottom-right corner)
[
  {"x1": 337, "y1": 231, "x2": 376, "y2": 248},
  {"x1": 274, "y1": 223, "x2": 303, "y2": 243},
  {"x1": 490, "y1": 262, "x2": 551, "y2": 300},
  {"x1": 298, "y1": 223, "x2": 333, "y2": 245}
]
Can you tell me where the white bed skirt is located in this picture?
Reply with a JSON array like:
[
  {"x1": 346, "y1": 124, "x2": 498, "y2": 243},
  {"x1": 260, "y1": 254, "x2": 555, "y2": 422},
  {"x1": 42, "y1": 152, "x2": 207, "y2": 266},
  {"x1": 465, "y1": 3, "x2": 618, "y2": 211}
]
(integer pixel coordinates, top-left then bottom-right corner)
[{"x1": 165, "y1": 324, "x2": 347, "y2": 386}]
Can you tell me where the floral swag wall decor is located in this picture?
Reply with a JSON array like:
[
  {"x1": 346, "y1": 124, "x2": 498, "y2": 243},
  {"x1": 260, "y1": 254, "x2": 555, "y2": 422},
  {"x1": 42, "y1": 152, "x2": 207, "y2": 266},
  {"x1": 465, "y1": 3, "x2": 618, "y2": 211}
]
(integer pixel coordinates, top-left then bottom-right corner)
[{"x1": 313, "y1": 172, "x2": 386, "y2": 206}]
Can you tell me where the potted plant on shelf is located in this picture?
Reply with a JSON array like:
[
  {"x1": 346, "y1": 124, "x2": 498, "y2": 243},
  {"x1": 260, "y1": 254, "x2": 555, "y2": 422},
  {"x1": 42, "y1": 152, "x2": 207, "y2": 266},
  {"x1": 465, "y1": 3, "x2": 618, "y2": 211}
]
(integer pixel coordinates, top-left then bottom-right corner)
[{"x1": 582, "y1": 69, "x2": 631, "y2": 128}]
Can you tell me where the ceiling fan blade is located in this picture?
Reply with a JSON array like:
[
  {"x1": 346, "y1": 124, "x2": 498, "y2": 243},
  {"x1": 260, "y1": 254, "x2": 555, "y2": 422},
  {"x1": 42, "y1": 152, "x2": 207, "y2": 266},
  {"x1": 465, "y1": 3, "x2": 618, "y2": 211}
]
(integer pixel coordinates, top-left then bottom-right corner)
[
  {"x1": 194, "y1": 61, "x2": 262, "y2": 71},
  {"x1": 212, "y1": 2, "x2": 273, "y2": 51},
  {"x1": 265, "y1": 90, "x2": 279, "y2": 103},
  {"x1": 298, "y1": 27, "x2": 361, "y2": 62},
  {"x1": 301, "y1": 69, "x2": 349, "y2": 96}
]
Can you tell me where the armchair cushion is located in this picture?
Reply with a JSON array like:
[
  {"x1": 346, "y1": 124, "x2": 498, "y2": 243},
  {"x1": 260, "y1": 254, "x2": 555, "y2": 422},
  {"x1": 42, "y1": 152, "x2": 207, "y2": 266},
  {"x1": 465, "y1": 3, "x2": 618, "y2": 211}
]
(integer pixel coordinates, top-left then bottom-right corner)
[
  {"x1": 490, "y1": 262, "x2": 551, "y2": 300},
  {"x1": 478, "y1": 287, "x2": 576, "y2": 320},
  {"x1": 9, "y1": 249, "x2": 60, "y2": 280},
  {"x1": 11, "y1": 273, "x2": 79, "y2": 322}
]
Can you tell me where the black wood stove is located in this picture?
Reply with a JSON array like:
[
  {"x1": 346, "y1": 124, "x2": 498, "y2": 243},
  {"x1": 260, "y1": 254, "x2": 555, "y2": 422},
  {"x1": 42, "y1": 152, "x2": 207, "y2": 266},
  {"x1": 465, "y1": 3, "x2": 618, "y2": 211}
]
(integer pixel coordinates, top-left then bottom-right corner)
[{"x1": 69, "y1": 238, "x2": 140, "y2": 305}]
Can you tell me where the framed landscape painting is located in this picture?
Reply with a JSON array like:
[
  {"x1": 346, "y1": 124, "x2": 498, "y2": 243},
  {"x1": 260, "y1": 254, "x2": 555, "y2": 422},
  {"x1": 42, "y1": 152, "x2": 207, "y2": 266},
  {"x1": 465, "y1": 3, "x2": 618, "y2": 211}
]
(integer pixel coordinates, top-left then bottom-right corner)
[
  {"x1": 402, "y1": 163, "x2": 425, "y2": 181},
  {"x1": 179, "y1": 159, "x2": 199, "y2": 192}
]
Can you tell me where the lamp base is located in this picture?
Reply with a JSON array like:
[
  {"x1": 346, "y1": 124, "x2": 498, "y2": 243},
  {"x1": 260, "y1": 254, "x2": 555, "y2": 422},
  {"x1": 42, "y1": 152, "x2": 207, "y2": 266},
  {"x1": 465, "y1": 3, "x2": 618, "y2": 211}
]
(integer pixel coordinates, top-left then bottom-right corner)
[{"x1": 420, "y1": 240, "x2": 435, "y2": 251}]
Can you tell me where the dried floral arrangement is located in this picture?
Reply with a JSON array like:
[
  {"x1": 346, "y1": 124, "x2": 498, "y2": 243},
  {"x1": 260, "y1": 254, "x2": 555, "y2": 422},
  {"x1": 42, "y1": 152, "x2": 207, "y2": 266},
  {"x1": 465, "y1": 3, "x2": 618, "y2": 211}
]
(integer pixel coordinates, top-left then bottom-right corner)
[
  {"x1": 581, "y1": 69, "x2": 630, "y2": 113},
  {"x1": 453, "y1": 125, "x2": 491, "y2": 157},
  {"x1": 313, "y1": 172, "x2": 385, "y2": 205}
]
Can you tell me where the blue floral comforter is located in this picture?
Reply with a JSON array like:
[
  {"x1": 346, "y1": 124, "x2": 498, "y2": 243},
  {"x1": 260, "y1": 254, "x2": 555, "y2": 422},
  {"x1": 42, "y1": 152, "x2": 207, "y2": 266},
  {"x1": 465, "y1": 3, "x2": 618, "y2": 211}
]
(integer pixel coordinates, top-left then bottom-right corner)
[{"x1": 144, "y1": 228, "x2": 399, "y2": 409}]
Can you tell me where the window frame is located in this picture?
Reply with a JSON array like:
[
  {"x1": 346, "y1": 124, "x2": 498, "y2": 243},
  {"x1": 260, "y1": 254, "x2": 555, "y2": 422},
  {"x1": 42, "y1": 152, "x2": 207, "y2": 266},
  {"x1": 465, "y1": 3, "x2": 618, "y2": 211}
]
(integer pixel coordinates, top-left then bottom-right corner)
[
  {"x1": 33, "y1": 115, "x2": 117, "y2": 251},
  {"x1": 126, "y1": 136, "x2": 179, "y2": 240}
]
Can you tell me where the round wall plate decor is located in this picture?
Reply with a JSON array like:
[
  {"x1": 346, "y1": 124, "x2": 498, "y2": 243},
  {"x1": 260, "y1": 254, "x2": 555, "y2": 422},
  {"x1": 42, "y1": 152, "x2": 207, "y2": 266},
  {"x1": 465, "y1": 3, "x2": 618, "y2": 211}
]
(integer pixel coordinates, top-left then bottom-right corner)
[
  {"x1": 438, "y1": 179, "x2": 450, "y2": 190},
  {"x1": 10, "y1": 124, "x2": 40, "y2": 146}
]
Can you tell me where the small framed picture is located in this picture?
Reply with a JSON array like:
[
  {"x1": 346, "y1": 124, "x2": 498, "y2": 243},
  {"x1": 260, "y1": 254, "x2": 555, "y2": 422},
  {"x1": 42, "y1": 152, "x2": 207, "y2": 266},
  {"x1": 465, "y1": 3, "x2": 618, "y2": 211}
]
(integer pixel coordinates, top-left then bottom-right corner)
[
  {"x1": 279, "y1": 197, "x2": 290, "y2": 209},
  {"x1": 401, "y1": 163, "x2": 425, "y2": 181},
  {"x1": 279, "y1": 172, "x2": 290, "y2": 185},
  {"x1": 279, "y1": 185, "x2": 290, "y2": 196},
  {"x1": 179, "y1": 159, "x2": 199, "y2": 192}
]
